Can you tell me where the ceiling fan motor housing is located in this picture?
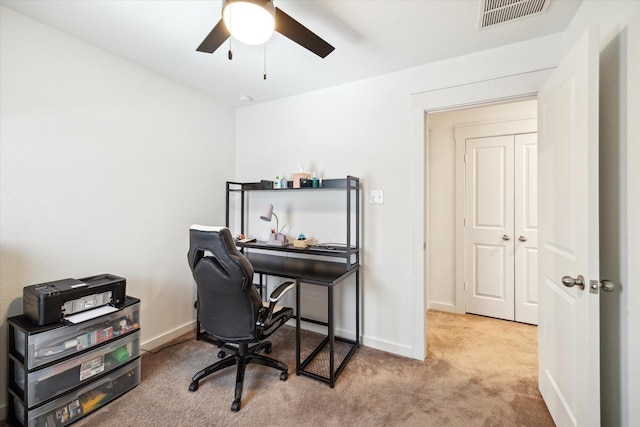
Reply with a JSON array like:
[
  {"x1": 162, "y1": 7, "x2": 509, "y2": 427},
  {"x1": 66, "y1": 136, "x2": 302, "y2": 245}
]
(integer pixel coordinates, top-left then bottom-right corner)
[{"x1": 222, "y1": 0, "x2": 276, "y2": 45}]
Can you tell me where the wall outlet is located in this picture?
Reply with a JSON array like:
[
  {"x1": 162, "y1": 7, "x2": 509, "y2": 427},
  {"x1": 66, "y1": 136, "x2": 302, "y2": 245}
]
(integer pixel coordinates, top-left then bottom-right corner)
[{"x1": 370, "y1": 190, "x2": 384, "y2": 204}]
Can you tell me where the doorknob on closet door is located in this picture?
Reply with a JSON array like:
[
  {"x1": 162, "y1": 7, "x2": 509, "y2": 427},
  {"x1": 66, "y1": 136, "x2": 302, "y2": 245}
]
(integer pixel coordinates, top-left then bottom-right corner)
[
  {"x1": 502, "y1": 234, "x2": 511, "y2": 240},
  {"x1": 562, "y1": 275, "x2": 585, "y2": 290},
  {"x1": 518, "y1": 235, "x2": 527, "y2": 242}
]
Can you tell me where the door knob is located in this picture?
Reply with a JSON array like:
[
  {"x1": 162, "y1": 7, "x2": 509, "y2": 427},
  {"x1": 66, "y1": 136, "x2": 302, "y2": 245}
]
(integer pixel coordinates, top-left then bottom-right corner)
[
  {"x1": 562, "y1": 275, "x2": 585, "y2": 290},
  {"x1": 589, "y1": 279, "x2": 616, "y2": 294},
  {"x1": 600, "y1": 279, "x2": 616, "y2": 292},
  {"x1": 600, "y1": 280, "x2": 615, "y2": 292},
  {"x1": 518, "y1": 235, "x2": 527, "y2": 242},
  {"x1": 502, "y1": 234, "x2": 511, "y2": 241}
]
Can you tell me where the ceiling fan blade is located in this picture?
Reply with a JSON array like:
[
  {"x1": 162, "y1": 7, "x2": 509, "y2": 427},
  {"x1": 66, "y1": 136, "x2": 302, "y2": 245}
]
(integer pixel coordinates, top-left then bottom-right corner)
[
  {"x1": 274, "y1": 7, "x2": 335, "y2": 58},
  {"x1": 196, "y1": 19, "x2": 230, "y2": 53}
]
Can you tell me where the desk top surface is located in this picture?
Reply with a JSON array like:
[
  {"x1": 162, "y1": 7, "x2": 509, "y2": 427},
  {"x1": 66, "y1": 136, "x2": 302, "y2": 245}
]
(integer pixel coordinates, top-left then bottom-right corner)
[
  {"x1": 245, "y1": 252, "x2": 358, "y2": 285},
  {"x1": 238, "y1": 241, "x2": 359, "y2": 257}
]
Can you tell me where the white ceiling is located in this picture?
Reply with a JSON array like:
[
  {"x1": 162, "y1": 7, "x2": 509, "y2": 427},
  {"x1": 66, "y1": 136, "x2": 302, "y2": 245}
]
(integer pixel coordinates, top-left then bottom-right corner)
[{"x1": 1, "y1": 0, "x2": 583, "y2": 107}]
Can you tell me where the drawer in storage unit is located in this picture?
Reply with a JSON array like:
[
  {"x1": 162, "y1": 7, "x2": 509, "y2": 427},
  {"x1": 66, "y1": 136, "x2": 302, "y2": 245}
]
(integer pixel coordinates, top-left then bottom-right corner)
[
  {"x1": 9, "y1": 297, "x2": 140, "y2": 369},
  {"x1": 9, "y1": 358, "x2": 140, "y2": 427},
  {"x1": 11, "y1": 330, "x2": 140, "y2": 408}
]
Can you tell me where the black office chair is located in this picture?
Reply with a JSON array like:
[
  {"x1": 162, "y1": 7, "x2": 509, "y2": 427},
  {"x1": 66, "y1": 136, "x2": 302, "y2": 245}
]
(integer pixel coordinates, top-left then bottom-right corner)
[{"x1": 187, "y1": 225, "x2": 294, "y2": 411}]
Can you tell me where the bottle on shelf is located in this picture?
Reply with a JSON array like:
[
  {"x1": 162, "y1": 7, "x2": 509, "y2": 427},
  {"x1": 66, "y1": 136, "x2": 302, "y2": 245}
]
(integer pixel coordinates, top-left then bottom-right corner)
[
  {"x1": 274, "y1": 176, "x2": 281, "y2": 189},
  {"x1": 280, "y1": 174, "x2": 287, "y2": 189},
  {"x1": 312, "y1": 172, "x2": 318, "y2": 188}
]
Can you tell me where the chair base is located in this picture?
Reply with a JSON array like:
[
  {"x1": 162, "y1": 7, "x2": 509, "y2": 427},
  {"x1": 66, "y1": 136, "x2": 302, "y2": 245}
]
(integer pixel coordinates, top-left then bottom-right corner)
[{"x1": 188, "y1": 341, "x2": 288, "y2": 412}]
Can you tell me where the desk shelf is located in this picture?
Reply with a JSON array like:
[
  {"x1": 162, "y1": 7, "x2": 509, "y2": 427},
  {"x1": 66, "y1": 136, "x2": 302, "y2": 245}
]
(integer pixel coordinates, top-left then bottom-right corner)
[
  {"x1": 299, "y1": 336, "x2": 358, "y2": 383},
  {"x1": 227, "y1": 177, "x2": 358, "y2": 192},
  {"x1": 224, "y1": 176, "x2": 361, "y2": 387}
]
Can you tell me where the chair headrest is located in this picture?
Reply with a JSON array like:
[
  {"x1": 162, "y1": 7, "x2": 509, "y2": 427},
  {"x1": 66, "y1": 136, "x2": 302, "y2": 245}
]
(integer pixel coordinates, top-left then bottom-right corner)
[{"x1": 190, "y1": 224, "x2": 228, "y2": 233}]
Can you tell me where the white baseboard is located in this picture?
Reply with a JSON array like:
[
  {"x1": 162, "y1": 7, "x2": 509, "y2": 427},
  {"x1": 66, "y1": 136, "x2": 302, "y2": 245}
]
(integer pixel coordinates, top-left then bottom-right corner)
[
  {"x1": 140, "y1": 321, "x2": 196, "y2": 352},
  {"x1": 362, "y1": 335, "x2": 413, "y2": 358},
  {"x1": 137, "y1": 320, "x2": 416, "y2": 362},
  {"x1": 294, "y1": 319, "x2": 353, "y2": 339},
  {"x1": 296, "y1": 320, "x2": 414, "y2": 359},
  {"x1": 427, "y1": 301, "x2": 458, "y2": 314}
]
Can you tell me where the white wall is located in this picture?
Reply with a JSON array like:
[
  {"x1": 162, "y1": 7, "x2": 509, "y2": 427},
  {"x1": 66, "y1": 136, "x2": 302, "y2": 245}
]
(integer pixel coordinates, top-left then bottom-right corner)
[
  {"x1": 234, "y1": 3, "x2": 640, "y2": 424},
  {"x1": 235, "y1": 34, "x2": 565, "y2": 356},
  {"x1": 427, "y1": 100, "x2": 537, "y2": 312},
  {"x1": 627, "y1": 14, "x2": 640, "y2": 425},
  {"x1": 0, "y1": 6, "x2": 235, "y2": 414}
]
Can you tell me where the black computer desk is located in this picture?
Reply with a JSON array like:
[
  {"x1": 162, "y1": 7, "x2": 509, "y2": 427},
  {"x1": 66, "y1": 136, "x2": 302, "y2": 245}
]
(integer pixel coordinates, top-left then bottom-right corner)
[{"x1": 245, "y1": 251, "x2": 360, "y2": 388}]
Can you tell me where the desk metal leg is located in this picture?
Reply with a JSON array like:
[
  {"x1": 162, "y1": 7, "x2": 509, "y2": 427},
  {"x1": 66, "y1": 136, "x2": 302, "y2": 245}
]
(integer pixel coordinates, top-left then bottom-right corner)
[
  {"x1": 257, "y1": 273, "x2": 264, "y2": 301},
  {"x1": 356, "y1": 270, "x2": 360, "y2": 346},
  {"x1": 295, "y1": 278, "x2": 301, "y2": 375},
  {"x1": 328, "y1": 285, "x2": 335, "y2": 388}
]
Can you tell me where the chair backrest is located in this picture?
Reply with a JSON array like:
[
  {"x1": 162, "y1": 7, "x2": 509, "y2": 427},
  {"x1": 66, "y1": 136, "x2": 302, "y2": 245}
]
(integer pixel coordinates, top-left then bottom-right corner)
[{"x1": 188, "y1": 225, "x2": 263, "y2": 342}]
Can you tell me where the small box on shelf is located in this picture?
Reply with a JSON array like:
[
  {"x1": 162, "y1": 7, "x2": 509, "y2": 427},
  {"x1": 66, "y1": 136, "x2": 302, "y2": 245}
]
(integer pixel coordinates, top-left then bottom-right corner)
[
  {"x1": 293, "y1": 238, "x2": 312, "y2": 248},
  {"x1": 293, "y1": 173, "x2": 311, "y2": 188}
]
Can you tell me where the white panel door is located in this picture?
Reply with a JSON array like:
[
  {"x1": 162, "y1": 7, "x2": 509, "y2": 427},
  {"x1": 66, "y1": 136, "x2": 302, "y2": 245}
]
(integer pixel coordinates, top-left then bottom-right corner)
[
  {"x1": 538, "y1": 27, "x2": 600, "y2": 426},
  {"x1": 514, "y1": 133, "x2": 538, "y2": 325},
  {"x1": 464, "y1": 135, "x2": 515, "y2": 320}
]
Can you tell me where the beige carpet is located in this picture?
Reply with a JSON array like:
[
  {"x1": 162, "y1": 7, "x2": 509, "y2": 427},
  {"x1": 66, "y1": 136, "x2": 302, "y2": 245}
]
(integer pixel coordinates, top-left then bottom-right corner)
[{"x1": 33, "y1": 311, "x2": 553, "y2": 426}]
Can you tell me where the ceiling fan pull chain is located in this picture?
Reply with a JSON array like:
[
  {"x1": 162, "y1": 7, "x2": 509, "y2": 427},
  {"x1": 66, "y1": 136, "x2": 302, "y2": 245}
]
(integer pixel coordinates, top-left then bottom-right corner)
[
  {"x1": 263, "y1": 43, "x2": 267, "y2": 80},
  {"x1": 228, "y1": 7, "x2": 233, "y2": 60}
]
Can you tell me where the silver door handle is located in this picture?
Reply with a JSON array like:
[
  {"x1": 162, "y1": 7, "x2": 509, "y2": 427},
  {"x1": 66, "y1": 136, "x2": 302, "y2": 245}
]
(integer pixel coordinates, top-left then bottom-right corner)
[
  {"x1": 502, "y1": 234, "x2": 511, "y2": 241},
  {"x1": 588, "y1": 279, "x2": 616, "y2": 294},
  {"x1": 600, "y1": 280, "x2": 615, "y2": 292},
  {"x1": 562, "y1": 275, "x2": 585, "y2": 290},
  {"x1": 518, "y1": 235, "x2": 527, "y2": 242}
]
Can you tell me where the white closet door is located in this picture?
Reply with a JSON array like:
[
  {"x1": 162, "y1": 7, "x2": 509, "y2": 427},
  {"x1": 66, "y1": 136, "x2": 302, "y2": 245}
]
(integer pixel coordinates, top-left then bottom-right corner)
[
  {"x1": 464, "y1": 135, "x2": 515, "y2": 320},
  {"x1": 514, "y1": 133, "x2": 538, "y2": 325}
]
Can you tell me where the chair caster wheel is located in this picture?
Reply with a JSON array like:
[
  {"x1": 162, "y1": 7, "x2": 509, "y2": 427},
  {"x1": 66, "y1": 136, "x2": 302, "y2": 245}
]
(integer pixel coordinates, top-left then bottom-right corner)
[
  {"x1": 189, "y1": 381, "x2": 199, "y2": 392},
  {"x1": 217, "y1": 350, "x2": 226, "y2": 358},
  {"x1": 280, "y1": 371, "x2": 288, "y2": 381},
  {"x1": 231, "y1": 399, "x2": 241, "y2": 412},
  {"x1": 265, "y1": 345, "x2": 272, "y2": 354}
]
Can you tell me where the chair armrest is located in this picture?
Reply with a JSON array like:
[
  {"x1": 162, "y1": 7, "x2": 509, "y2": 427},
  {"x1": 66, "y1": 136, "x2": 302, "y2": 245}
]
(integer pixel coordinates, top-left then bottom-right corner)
[
  {"x1": 257, "y1": 281, "x2": 294, "y2": 328},
  {"x1": 269, "y1": 281, "x2": 294, "y2": 302}
]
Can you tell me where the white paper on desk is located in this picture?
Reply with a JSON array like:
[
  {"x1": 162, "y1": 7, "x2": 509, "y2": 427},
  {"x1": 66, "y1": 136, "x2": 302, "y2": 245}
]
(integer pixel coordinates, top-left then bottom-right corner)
[{"x1": 65, "y1": 305, "x2": 119, "y2": 324}]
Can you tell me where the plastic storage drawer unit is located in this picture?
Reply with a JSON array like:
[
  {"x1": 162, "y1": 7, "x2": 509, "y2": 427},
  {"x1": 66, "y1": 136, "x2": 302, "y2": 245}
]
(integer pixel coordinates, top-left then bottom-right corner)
[
  {"x1": 9, "y1": 296, "x2": 140, "y2": 370},
  {"x1": 11, "y1": 330, "x2": 139, "y2": 408},
  {"x1": 10, "y1": 358, "x2": 141, "y2": 427}
]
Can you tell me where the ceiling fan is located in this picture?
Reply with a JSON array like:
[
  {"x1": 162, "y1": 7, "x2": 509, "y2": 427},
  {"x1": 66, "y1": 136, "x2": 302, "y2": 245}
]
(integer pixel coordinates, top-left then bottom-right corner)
[{"x1": 197, "y1": 0, "x2": 335, "y2": 58}]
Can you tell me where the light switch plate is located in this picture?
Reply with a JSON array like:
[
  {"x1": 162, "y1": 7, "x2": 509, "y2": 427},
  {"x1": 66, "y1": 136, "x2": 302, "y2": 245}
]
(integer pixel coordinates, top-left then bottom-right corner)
[{"x1": 370, "y1": 190, "x2": 384, "y2": 204}]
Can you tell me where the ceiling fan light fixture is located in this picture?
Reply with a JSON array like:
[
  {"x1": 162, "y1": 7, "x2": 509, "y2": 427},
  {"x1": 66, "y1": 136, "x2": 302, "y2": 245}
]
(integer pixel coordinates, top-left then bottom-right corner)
[{"x1": 222, "y1": 0, "x2": 275, "y2": 45}]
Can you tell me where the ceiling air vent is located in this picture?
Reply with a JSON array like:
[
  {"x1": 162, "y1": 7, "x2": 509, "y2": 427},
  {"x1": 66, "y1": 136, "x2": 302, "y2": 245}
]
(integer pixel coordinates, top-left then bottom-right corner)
[{"x1": 478, "y1": 0, "x2": 551, "y2": 29}]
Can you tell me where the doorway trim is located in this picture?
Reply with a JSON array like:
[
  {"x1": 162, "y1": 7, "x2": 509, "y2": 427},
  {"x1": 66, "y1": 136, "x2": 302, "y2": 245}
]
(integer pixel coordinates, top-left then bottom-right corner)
[{"x1": 409, "y1": 68, "x2": 553, "y2": 360}]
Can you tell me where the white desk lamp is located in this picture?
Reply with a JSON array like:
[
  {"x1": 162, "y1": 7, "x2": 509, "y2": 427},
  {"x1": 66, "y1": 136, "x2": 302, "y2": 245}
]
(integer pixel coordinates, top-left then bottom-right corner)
[{"x1": 260, "y1": 204, "x2": 288, "y2": 246}]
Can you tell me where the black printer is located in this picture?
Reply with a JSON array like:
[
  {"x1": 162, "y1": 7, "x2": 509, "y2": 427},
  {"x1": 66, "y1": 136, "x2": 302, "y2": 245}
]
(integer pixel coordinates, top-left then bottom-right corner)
[{"x1": 23, "y1": 273, "x2": 126, "y2": 326}]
